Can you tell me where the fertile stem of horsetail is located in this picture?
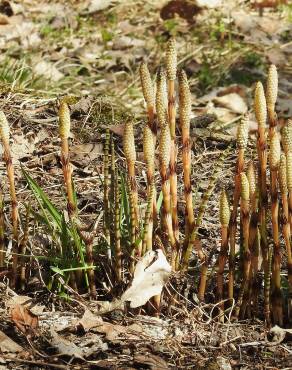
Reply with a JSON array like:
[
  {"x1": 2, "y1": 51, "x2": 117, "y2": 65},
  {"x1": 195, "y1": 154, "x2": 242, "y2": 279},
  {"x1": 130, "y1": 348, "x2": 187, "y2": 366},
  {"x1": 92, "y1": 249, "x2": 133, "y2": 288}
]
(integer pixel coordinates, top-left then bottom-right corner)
[
  {"x1": 182, "y1": 147, "x2": 231, "y2": 298},
  {"x1": 254, "y1": 81, "x2": 270, "y2": 324},
  {"x1": 247, "y1": 161, "x2": 258, "y2": 266},
  {"x1": 266, "y1": 65, "x2": 278, "y2": 129},
  {"x1": 166, "y1": 37, "x2": 179, "y2": 248},
  {"x1": 159, "y1": 123, "x2": 177, "y2": 268},
  {"x1": 123, "y1": 122, "x2": 140, "y2": 262},
  {"x1": 140, "y1": 64, "x2": 157, "y2": 228},
  {"x1": 267, "y1": 67, "x2": 281, "y2": 322},
  {"x1": 156, "y1": 67, "x2": 168, "y2": 128},
  {"x1": 228, "y1": 115, "x2": 249, "y2": 300},
  {"x1": 103, "y1": 130, "x2": 111, "y2": 255},
  {"x1": 143, "y1": 125, "x2": 155, "y2": 251},
  {"x1": 0, "y1": 111, "x2": 18, "y2": 285},
  {"x1": 59, "y1": 103, "x2": 88, "y2": 289},
  {"x1": 59, "y1": 102, "x2": 76, "y2": 219},
  {"x1": 246, "y1": 161, "x2": 259, "y2": 313},
  {"x1": 279, "y1": 154, "x2": 292, "y2": 294},
  {"x1": 243, "y1": 163, "x2": 259, "y2": 318},
  {"x1": 235, "y1": 173, "x2": 250, "y2": 318},
  {"x1": 217, "y1": 189, "x2": 230, "y2": 322},
  {"x1": 140, "y1": 62, "x2": 156, "y2": 138},
  {"x1": 0, "y1": 188, "x2": 4, "y2": 268},
  {"x1": 179, "y1": 70, "x2": 195, "y2": 237},
  {"x1": 269, "y1": 131, "x2": 283, "y2": 325}
]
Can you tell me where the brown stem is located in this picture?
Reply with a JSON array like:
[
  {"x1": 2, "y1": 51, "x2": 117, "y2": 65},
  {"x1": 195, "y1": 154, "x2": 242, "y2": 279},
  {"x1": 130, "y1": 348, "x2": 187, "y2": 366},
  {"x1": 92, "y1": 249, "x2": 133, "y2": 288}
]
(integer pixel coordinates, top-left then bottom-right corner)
[
  {"x1": 0, "y1": 187, "x2": 5, "y2": 268},
  {"x1": 234, "y1": 197, "x2": 250, "y2": 319},
  {"x1": 228, "y1": 149, "x2": 245, "y2": 300},
  {"x1": 257, "y1": 129, "x2": 269, "y2": 325},
  {"x1": 270, "y1": 168, "x2": 283, "y2": 325},
  {"x1": 217, "y1": 226, "x2": 228, "y2": 322},
  {"x1": 168, "y1": 80, "x2": 179, "y2": 263},
  {"x1": 160, "y1": 164, "x2": 177, "y2": 269},
  {"x1": 3, "y1": 145, "x2": 18, "y2": 287}
]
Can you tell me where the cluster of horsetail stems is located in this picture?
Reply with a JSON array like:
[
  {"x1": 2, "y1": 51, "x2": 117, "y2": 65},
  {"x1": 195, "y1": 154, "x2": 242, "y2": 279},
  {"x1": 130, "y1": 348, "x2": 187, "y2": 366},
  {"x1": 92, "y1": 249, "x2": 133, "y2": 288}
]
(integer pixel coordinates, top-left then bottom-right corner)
[
  {"x1": 217, "y1": 64, "x2": 292, "y2": 325},
  {"x1": 0, "y1": 36, "x2": 291, "y2": 325}
]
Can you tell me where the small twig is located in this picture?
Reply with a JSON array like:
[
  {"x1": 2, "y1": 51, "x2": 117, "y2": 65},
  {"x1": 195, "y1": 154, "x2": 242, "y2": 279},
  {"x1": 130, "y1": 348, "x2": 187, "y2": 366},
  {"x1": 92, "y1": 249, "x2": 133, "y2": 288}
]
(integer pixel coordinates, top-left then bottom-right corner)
[
  {"x1": 1, "y1": 356, "x2": 69, "y2": 369},
  {"x1": 220, "y1": 335, "x2": 241, "y2": 347}
]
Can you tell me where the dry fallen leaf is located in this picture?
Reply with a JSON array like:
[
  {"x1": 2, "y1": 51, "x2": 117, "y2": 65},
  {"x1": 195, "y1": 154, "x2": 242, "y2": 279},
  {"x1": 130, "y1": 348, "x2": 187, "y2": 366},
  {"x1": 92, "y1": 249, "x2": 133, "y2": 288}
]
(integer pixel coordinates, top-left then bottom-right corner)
[
  {"x1": 104, "y1": 123, "x2": 125, "y2": 136},
  {"x1": 10, "y1": 134, "x2": 36, "y2": 160},
  {"x1": 97, "y1": 250, "x2": 171, "y2": 314},
  {"x1": 134, "y1": 353, "x2": 169, "y2": 370},
  {"x1": 213, "y1": 93, "x2": 248, "y2": 114},
  {"x1": 76, "y1": 309, "x2": 103, "y2": 332},
  {"x1": 0, "y1": 14, "x2": 9, "y2": 25},
  {"x1": 113, "y1": 36, "x2": 144, "y2": 50},
  {"x1": 70, "y1": 143, "x2": 103, "y2": 165},
  {"x1": 0, "y1": 330, "x2": 23, "y2": 353},
  {"x1": 265, "y1": 47, "x2": 287, "y2": 66},
  {"x1": 6, "y1": 295, "x2": 45, "y2": 316},
  {"x1": 195, "y1": 0, "x2": 222, "y2": 7},
  {"x1": 11, "y1": 304, "x2": 38, "y2": 337},
  {"x1": 121, "y1": 249, "x2": 171, "y2": 308},
  {"x1": 92, "y1": 321, "x2": 143, "y2": 341},
  {"x1": 268, "y1": 325, "x2": 292, "y2": 344},
  {"x1": 206, "y1": 103, "x2": 237, "y2": 124},
  {"x1": 33, "y1": 60, "x2": 64, "y2": 82},
  {"x1": 216, "y1": 356, "x2": 232, "y2": 370},
  {"x1": 88, "y1": 0, "x2": 113, "y2": 13},
  {"x1": 50, "y1": 328, "x2": 85, "y2": 359}
]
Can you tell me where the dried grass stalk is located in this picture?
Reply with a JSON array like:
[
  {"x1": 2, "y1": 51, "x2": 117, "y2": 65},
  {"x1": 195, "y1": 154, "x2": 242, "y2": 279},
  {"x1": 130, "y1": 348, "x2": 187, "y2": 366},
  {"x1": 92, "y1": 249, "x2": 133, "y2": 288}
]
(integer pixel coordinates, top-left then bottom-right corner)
[{"x1": 0, "y1": 111, "x2": 18, "y2": 286}]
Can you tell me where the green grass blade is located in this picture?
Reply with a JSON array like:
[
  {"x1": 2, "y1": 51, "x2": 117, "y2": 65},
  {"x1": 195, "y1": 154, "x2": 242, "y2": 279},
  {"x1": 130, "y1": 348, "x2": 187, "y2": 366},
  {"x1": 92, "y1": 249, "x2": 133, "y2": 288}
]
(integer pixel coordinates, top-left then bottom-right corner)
[{"x1": 22, "y1": 166, "x2": 62, "y2": 230}]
